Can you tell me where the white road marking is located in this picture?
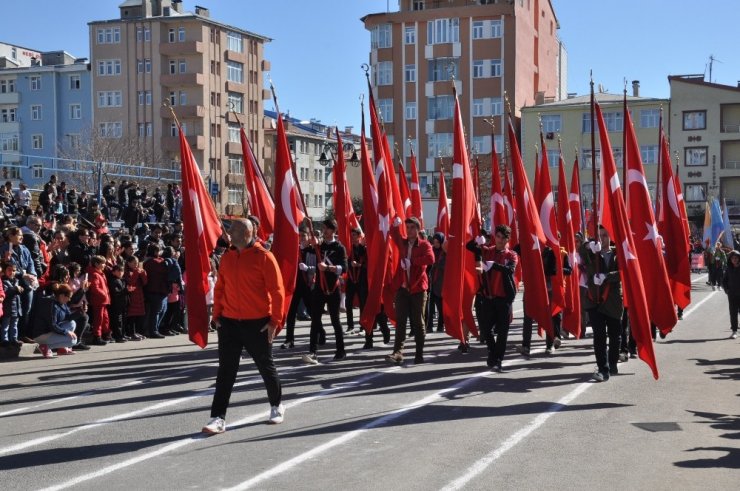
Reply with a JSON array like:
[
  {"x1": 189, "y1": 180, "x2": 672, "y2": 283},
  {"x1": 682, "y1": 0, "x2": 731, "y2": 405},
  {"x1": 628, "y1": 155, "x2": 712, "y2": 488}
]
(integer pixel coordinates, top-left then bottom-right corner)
[
  {"x1": 680, "y1": 290, "x2": 717, "y2": 318},
  {"x1": 441, "y1": 382, "x2": 591, "y2": 490},
  {"x1": 691, "y1": 274, "x2": 707, "y2": 283}
]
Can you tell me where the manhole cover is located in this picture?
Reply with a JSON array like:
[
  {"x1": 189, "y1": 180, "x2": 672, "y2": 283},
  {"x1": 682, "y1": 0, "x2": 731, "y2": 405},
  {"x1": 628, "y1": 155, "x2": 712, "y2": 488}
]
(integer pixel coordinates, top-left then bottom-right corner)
[{"x1": 632, "y1": 422, "x2": 682, "y2": 432}]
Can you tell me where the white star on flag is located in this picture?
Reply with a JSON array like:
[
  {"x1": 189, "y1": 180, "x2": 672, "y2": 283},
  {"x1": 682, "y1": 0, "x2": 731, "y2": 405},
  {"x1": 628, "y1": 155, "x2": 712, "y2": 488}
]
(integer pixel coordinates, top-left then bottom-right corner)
[
  {"x1": 531, "y1": 233, "x2": 541, "y2": 250},
  {"x1": 622, "y1": 239, "x2": 637, "y2": 260},
  {"x1": 378, "y1": 214, "x2": 389, "y2": 239},
  {"x1": 644, "y1": 221, "x2": 660, "y2": 246}
]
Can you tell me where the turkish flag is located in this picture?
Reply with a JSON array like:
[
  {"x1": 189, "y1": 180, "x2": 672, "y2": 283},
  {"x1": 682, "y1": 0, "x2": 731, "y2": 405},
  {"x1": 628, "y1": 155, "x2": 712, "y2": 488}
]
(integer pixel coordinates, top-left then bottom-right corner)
[
  {"x1": 502, "y1": 165, "x2": 521, "y2": 288},
  {"x1": 557, "y1": 152, "x2": 581, "y2": 337},
  {"x1": 536, "y1": 133, "x2": 565, "y2": 316},
  {"x1": 624, "y1": 106, "x2": 677, "y2": 334},
  {"x1": 442, "y1": 92, "x2": 478, "y2": 343},
  {"x1": 271, "y1": 113, "x2": 305, "y2": 328},
  {"x1": 240, "y1": 127, "x2": 274, "y2": 240},
  {"x1": 471, "y1": 161, "x2": 482, "y2": 234},
  {"x1": 398, "y1": 162, "x2": 413, "y2": 218},
  {"x1": 657, "y1": 127, "x2": 691, "y2": 310},
  {"x1": 569, "y1": 157, "x2": 584, "y2": 236},
  {"x1": 360, "y1": 101, "x2": 393, "y2": 333},
  {"x1": 360, "y1": 114, "x2": 378, "y2": 241},
  {"x1": 436, "y1": 169, "x2": 449, "y2": 237},
  {"x1": 490, "y1": 140, "x2": 507, "y2": 229},
  {"x1": 409, "y1": 150, "x2": 424, "y2": 227},
  {"x1": 178, "y1": 129, "x2": 222, "y2": 348},
  {"x1": 507, "y1": 118, "x2": 552, "y2": 338},
  {"x1": 333, "y1": 129, "x2": 353, "y2": 254},
  {"x1": 595, "y1": 102, "x2": 659, "y2": 379}
]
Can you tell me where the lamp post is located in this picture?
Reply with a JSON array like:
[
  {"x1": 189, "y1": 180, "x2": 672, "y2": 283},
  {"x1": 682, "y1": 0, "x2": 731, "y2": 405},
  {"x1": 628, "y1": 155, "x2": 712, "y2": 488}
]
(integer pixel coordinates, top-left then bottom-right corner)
[{"x1": 318, "y1": 140, "x2": 360, "y2": 167}]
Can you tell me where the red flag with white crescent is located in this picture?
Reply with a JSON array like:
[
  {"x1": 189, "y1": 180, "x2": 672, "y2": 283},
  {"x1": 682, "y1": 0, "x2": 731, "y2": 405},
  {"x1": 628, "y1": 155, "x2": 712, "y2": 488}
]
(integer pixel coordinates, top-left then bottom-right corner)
[
  {"x1": 436, "y1": 169, "x2": 449, "y2": 237},
  {"x1": 333, "y1": 129, "x2": 353, "y2": 255},
  {"x1": 240, "y1": 127, "x2": 274, "y2": 240},
  {"x1": 557, "y1": 152, "x2": 581, "y2": 337},
  {"x1": 490, "y1": 140, "x2": 507, "y2": 228},
  {"x1": 570, "y1": 156, "x2": 584, "y2": 236},
  {"x1": 409, "y1": 149, "x2": 423, "y2": 227},
  {"x1": 398, "y1": 163, "x2": 413, "y2": 218}
]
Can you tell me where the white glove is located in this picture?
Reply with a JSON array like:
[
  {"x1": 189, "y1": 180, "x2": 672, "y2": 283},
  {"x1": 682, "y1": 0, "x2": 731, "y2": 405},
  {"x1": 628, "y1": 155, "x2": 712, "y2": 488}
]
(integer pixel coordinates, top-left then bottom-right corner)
[
  {"x1": 475, "y1": 235, "x2": 487, "y2": 245},
  {"x1": 593, "y1": 273, "x2": 606, "y2": 286},
  {"x1": 401, "y1": 258, "x2": 411, "y2": 270},
  {"x1": 482, "y1": 261, "x2": 494, "y2": 272},
  {"x1": 393, "y1": 217, "x2": 402, "y2": 227},
  {"x1": 298, "y1": 263, "x2": 308, "y2": 271},
  {"x1": 588, "y1": 241, "x2": 601, "y2": 254}
]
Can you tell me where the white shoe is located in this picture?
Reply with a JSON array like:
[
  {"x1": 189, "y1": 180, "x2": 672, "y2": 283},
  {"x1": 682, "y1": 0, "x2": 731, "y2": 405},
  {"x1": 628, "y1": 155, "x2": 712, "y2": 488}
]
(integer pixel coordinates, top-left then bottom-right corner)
[
  {"x1": 731, "y1": 332, "x2": 738, "y2": 339},
  {"x1": 301, "y1": 353, "x2": 319, "y2": 365},
  {"x1": 202, "y1": 417, "x2": 226, "y2": 434},
  {"x1": 268, "y1": 403, "x2": 285, "y2": 424}
]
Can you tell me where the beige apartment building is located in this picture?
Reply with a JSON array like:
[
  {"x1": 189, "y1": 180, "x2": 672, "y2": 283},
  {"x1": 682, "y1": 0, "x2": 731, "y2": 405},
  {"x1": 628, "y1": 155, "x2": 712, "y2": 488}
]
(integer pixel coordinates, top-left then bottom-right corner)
[
  {"x1": 362, "y1": 0, "x2": 564, "y2": 217},
  {"x1": 89, "y1": 0, "x2": 270, "y2": 214},
  {"x1": 521, "y1": 83, "x2": 669, "y2": 211},
  {"x1": 668, "y1": 75, "x2": 740, "y2": 222}
]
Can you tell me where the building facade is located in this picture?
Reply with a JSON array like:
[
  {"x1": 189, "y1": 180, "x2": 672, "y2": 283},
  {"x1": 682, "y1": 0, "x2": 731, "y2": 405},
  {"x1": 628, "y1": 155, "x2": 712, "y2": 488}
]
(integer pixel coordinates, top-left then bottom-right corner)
[
  {"x1": 89, "y1": 0, "x2": 270, "y2": 213},
  {"x1": 668, "y1": 75, "x2": 740, "y2": 222},
  {"x1": 362, "y1": 0, "x2": 564, "y2": 208},
  {"x1": 0, "y1": 50, "x2": 92, "y2": 186},
  {"x1": 521, "y1": 85, "x2": 669, "y2": 211}
]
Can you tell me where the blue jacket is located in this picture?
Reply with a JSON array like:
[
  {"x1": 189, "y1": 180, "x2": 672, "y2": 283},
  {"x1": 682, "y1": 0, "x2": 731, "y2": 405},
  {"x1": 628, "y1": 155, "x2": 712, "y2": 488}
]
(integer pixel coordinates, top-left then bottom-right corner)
[
  {"x1": 0, "y1": 243, "x2": 37, "y2": 287},
  {"x1": 52, "y1": 301, "x2": 74, "y2": 335},
  {"x1": 2, "y1": 275, "x2": 22, "y2": 317}
]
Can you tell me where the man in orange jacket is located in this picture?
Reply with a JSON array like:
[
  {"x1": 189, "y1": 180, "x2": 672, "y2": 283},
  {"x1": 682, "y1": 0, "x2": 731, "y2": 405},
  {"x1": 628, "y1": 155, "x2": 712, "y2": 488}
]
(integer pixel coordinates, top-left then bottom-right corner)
[{"x1": 202, "y1": 218, "x2": 286, "y2": 434}]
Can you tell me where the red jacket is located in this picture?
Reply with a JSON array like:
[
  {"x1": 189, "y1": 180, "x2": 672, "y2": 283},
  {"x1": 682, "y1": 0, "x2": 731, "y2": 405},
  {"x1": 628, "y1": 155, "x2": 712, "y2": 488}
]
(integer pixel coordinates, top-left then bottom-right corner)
[
  {"x1": 125, "y1": 267, "x2": 148, "y2": 317},
  {"x1": 390, "y1": 227, "x2": 435, "y2": 294},
  {"x1": 87, "y1": 266, "x2": 110, "y2": 307}
]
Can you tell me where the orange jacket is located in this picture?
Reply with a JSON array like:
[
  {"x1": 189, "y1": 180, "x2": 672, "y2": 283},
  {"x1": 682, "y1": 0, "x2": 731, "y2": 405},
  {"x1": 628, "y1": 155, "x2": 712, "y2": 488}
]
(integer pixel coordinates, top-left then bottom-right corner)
[{"x1": 213, "y1": 242, "x2": 285, "y2": 326}]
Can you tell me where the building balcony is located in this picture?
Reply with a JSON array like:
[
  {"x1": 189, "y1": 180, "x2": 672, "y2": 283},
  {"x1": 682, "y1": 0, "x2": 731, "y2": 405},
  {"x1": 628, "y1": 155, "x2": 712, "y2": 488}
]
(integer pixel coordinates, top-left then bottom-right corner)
[
  {"x1": 226, "y1": 141, "x2": 242, "y2": 155},
  {"x1": 160, "y1": 104, "x2": 205, "y2": 119},
  {"x1": 159, "y1": 41, "x2": 204, "y2": 56},
  {"x1": 161, "y1": 134, "x2": 205, "y2": 152},
  {"x1": 160, "y1": 73, "x2": 205, "y2": 87},
  {"x1": 225, "y1": 80, "x2": 247, "y2": 93},
  {"x1": 225, "y1": 50, "x2": 247, "y2": 64},
  {"x1": 225, "y1": 112, "x2": 244, "y2": 124},
  {"x1": 225, "y1": 172, "x2": 243, "y2": 186},
  {"x1": 722, "y1": 123, "x2": 740, "y2": 133},
  {"x1": 724, "y1": 160, "x2": 740, "y2": 170},
  {"x1": 0, "y1": 92, "x2": 20, "y2": 105},
  {"x1": 0, "y1": 122, "x2": 21, "y2": 134}
]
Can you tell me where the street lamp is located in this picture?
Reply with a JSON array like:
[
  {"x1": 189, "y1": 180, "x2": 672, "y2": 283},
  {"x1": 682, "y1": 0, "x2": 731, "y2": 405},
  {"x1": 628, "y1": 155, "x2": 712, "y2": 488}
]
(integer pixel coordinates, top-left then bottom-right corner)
[{"x1": 318, "y1": 141, "x2": 360, "y2": 167}]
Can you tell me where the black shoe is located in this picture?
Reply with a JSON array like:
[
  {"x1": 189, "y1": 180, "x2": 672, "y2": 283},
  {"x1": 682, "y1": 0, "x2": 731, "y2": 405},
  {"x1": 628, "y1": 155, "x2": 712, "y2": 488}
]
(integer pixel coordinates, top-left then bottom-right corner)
[
  {"x1": 609, "y1": 368, "x2": 619, "y2": 376},
  {"x1": 436, "y1": 328, "x2": 444, "y2": 333},
  {"x1": 280, "y1": 342, "x2": 294, "y2": 349},
  {"x1": 414, "y1": 354, "x2": 424, "y2": 364},
  {"x1": 457, "y1": 342, "x2": 469, "y2": 354},
  {"x1": 486, "y1": 353, "x2": 495, "y2": 368},
  {"x1": 659, "y1": 331, "x2": 667, "y2": 339},
  {"x1": 114, "y1": 337, "x2": 127, "y2": 343},
  {"x1": 149, "y1": 332, "x2": 165, "y2": 339},
  {"x1": 491, "y1": 362, "x2": 503, "y2": 372},
  {"x1": 381, "y1": 328, "x2": 391, "y2": 344},
  {"x1": 297, "y1": 315, "x2": 310, "y2": 321},
  {"x1": 362, "y1": 341, "x2": 373, "y2": 350},
  {"x1": 91, "y1": 337, "x2": 108, "y2": 346},
  {"x1": 333, "y1": 351, "x2": 346, "y2": 361},
  {"x1": 72, "y1": 343, "x2": 91, "y2": 351},
  {"x1": 318, "y1": 331, "x2": 326, "y2": 346},
  {"x1": 161, "y1": 330, "x2": 177, "y2": 336}
]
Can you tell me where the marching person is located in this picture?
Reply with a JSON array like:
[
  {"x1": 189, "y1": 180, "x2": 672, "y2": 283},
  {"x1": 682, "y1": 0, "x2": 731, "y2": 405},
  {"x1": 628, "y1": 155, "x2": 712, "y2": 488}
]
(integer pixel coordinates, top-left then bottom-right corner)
[
  {"x1": 426, "y1": 232, "x2": 446, "y2": 334},
  {"x1": 281, "y1": 227, "x2": 316, "y2": 350},
  {"x1": 580, "y1": 226, "x2": 623, "y2": 382},
  {"x1": 386, "y1": 217, "x2": 434, "y2": 365},
  {"x1": 722, "y1": 250, "x2": 740, "y2": 339},
  {"x1": 467, "y1": 225, "x2": 518, "y2": 371},
  {"x1": 202, "y1": 218, "x2": 285, "y2": 435},
  {"x1": 301, "y1": 220, "x2": 348, "y2": 365},
  {"x1": 345, "y1": 227, "x2": 367, "y2": 335}
]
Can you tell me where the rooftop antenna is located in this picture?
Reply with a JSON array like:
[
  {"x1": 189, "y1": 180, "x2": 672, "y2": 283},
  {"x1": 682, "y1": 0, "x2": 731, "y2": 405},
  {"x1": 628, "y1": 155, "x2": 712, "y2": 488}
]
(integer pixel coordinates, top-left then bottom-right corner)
[{"x1": 708, "y1": 54, "x2": 722, "y2": 83}]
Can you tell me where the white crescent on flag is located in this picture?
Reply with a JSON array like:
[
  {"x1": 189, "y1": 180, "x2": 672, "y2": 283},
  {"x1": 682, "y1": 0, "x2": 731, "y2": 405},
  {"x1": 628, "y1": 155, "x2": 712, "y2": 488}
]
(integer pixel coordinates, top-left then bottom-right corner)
[
  {"x1": 189, "y1": 188, "x2": 204, "y2": 236},
  {"x1": 667, "y1": 176, "x2": 680, "y2": 218},
  {"x1": 539, "y1": 192, "x2": 558, "y2": 245},
  {"x1": 622, "y1": 239, "x2": 637, "y2": 261},
  {"x1": 627, "y1": 169, "x2": 649, "y2": 193},
  {"x1": 281, "y1": 169, "x2": 300, "y2": 233},
  {"x1": 503, "y1": 195, "x2": 513, "y2": 225}
]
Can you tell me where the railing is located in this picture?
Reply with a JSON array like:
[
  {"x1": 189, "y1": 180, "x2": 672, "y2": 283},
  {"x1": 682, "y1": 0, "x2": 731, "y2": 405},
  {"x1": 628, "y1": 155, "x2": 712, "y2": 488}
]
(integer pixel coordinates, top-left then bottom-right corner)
[
  {"x1": 724, "y1": 160, "x2": 740, "y2": 170},
  {"x1": 722, "y1": 123, "x2": 740, "y2": 133}
]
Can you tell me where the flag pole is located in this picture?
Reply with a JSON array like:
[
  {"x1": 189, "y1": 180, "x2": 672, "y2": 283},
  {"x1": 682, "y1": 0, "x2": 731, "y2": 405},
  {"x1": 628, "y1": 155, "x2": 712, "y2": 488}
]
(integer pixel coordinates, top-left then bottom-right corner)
[
  {"x1": 229, "y1": 103, "x2": 275, "y2": 205},
  {"x1": 622, "y1": 78, "x2": 628, "y2": 199},
  {"x1": 590, "y1": 70, "x2": 598, "y2": 238}
]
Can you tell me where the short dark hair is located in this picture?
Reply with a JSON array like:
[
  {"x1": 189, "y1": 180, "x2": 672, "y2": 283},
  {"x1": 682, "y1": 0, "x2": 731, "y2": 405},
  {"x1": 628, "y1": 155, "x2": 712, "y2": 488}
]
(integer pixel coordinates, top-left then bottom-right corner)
[
  {"x1": 405, "y1": 217, "x2": 421, "y2": 229},
  {"x1": 494, "y1": 224, "x2": 511, "y2": 239},
  {"x1": 322, "y1": 219, "x2": 337, "y2": 231}
]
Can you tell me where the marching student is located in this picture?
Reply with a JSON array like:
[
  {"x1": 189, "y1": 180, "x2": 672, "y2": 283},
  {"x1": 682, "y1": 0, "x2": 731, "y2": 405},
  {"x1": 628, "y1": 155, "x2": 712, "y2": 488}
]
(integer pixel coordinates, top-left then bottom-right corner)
[
  {"x1": 282, "y1": 227, "x2": 316, "y2": 350},
  {"x1": 722, "y1": 250, "x2": 740, "y2": 339}
]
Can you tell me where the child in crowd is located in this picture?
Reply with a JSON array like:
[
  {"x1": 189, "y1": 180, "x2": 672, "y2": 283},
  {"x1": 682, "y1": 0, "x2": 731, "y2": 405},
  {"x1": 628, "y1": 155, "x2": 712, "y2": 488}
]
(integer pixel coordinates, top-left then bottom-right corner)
[
  {"x1": 1, "y1": 261, "x2": 22, "y2": 347},
  {"x1": 125, "y1": 256, "x2": 147, "y2": 340},
  {"x1": 108, "y1": 264, "x2": 128, "y2": 342},
  {"x1": 35, "y1": 284, "x2": 78, "y2": 358},
  {"x1": 87, "y1": 255, "x2": 111, "y2": 345}
]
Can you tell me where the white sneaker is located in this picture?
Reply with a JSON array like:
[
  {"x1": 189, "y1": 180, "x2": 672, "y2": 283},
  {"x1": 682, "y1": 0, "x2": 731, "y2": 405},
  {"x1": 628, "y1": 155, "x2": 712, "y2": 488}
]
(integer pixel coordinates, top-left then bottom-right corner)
[
  {"x1": 301, "y1": 353, "x2": 319, "y2": 365},
  {"x1": 268, "y1": 403, "x2": 285, "y2": 424},
  {"x1": 202, "y1": 417, "x2": 226, "y2": 434},
  {"x1": 731, "y1": 332, "x2": 738, "y2": 339}
]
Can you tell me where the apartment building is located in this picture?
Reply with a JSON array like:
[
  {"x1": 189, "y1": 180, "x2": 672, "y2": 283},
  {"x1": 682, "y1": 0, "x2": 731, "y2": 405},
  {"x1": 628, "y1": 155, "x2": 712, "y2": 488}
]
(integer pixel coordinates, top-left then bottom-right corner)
[
  {"x1": 668, "y1": 75, "x2": 740, "y2": 222},
  {"x1": 89, "y1": 0, "x2": 270, "y2": 213},
  {"x1": 0, "y1": 49, "x2": 91, "y2": 186},
  {"x1": 362, "y1": 0, "x2": 564, "y2": 209},
  {"x1": 521, "y1": 83, "x2": 669, "y2": 211}
]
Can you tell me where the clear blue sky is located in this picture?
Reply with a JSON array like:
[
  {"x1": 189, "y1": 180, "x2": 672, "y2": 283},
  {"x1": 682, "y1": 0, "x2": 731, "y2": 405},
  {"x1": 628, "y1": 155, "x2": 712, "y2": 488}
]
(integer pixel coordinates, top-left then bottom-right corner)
[{"x1": 3, "y1": 1, "x2": 738, "y2": 132}]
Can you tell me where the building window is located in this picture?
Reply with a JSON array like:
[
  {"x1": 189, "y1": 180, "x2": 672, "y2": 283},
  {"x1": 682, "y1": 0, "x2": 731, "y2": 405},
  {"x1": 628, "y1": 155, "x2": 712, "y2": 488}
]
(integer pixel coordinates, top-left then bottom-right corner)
[
  {"x1": 32, "y1": 134, "x2": 43, "y2": 149},
  {"x1": 179, "y1": 59, "x2": 187, "y2": 73},
  {"x1": 30, "y1": 76, "x2": 41, "y2": 90},
  {"x1": 178, "y1": 27, "x2": 186, "y2": 42},
  {"x1": 640, "y1": 108, "x2": 660, "y2": 128},
  {"x1": 581, "y1": 148, "x2": 601, "y2": 169},
  {"x1": 228, "y1": 157, "x2": 244, "y2": 174},
  {"x1": 473, "y1": 99, "x2": 486, "y2": 117},
  {"x1": 228, "y1": 92, "x2": 244, "y2": 113},
  {"x1": 137, "y1": 60, "x2": 143, "y2": 72},
  {"x1": 405, "y1": 102, "x2": 417, "y2": 120},
  {"x1": 146, "y1": 123, "x2": 152, "y2": 136},
  {"x1": 69, "y1": 75, "x2": 81, "y2": 90},
  {"x1": 472, "y1": 135, "x2": 491, "y2": 155},
  {"x1": 545, "y1": 149, "x2": 560, "y2": 167},
  {"x1": 412, "y1": 0, "x2": 424, "y2": 10},
  {"x1": 179, "y1": 91, "x2": 187, "y2": 106},
  {"x1": 32, "y1": 164, "x2": 43, "y2": 179},
  {"x1": 145, "y1": 59, "x2": 151, "y2": 73},
  {"x1": 683, "y1": 110, "x2": 706, "y2": 130},
  {"x1": 97, "y1": 59, "x2": 121, "y2": 76},
  {"x1": 0, "y1": 79, "x2": 15, "y2": 93},
  {"x1": 227, "y1": 61, "x2": 244, "y2": 83},
  {"x1": 428, "y1": 133, "x2": 453, "y2": 158},
  {"x1": 428, "y1": 57, "x2": 459, "y2": 82},
  {"x1": 227, "y1": 31, "x2": 243, "y2": 52},
  {"x1": 138, "y1": 123, "x2": 146, "y2": 137},
  {"x1": 376, "y1": 61, "x2": 393, "y2": 85},
  {"x1": 169, "y1": 60, "x2": 177, "y2": 74},
  {"x1": 378, "y1": 98, "x2": 393, "y2": 123},
  {"x1": 473, "y1": 60, "x2": 485, "y2": 78},
  {"x1": 168, "y1": 28, "x2": 176, "y2": 43},
  {"x1": 640, "y1": 145, "x2": 658, "y2": 164},
  {"x1": 583, "y1": 112, "x2": 621, "y2": 133},
  {"x1": 541, "y1": 114, "x2": 561, "y2": 133},
  {"x1": 169, "y1": 91, "x2": 177, "y2": 106},
  {"x1": 472, "y1": 21, "x2": 485, "y2": 39},
  {"x1": 490, "y1": 59, "x2": 502, "y2": 77},
  {"x1": 227, "y1": 185, "x2": 243, "y2": 205},
  {"x1": 98, "y1": 91, "x2": 122, "y2": 108},
  {"x1": 0, "y1": 108, "x2": 16, "y2": 122},
  {"x1": 491, "y1": 19, "x2": 502, "y2": 38},
  {"x1": 69, "y1": 104, "x2": 82, "y2": 120},
  {"x1": 144, "y1": 27, "x2": 150, "y2": 41},
  {"x1": 404, "y1": 26, "x2": 416, "y2": 44},
  {"x1": 428, "y1": 95, "x2": 454, "y2": 120},
  {"x1": 0, "y1": 134, "x2": 19, "y2": 151},
  {"x1": 427, "y1": 18, "x2": 459, "y2": 45},
  {"x1": 684, "y1": 183, "x2": 707, "y2": 202},
  {"x1": 404, "y1": 64, "x2": 416, "y2": 83},
  {"x1": 228, "y1": 124, "x2": 240, "y2": 142},
  {"x1": 97, "y1": 27, "x2": 120, "y2": 44},
  {"x1": 31, "y1": 105, "x2": 42, "y2": 121},
  {"x1": 99, "y1": 122, "x2": 123, "y2": 138},
  {"x1": 371, "y1": 24, "x2": 392, "y2": 49},
  {"x1": 685, "y1": 146, "x2": 708, "y2": 166}
]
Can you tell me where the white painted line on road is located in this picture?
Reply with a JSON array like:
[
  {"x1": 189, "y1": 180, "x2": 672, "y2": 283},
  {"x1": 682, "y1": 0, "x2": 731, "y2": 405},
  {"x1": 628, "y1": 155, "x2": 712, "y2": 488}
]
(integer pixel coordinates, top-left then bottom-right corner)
[
  {"x1": 39, "y1": 368, "x2": 399, "y2": 491},
  {"x1": 224, "y1": 368, "x2": 495, "y2": 491},
  {"x1": 440, "y1": 382, "x2": 591, "y2": 491},
  {"x1": 691, "y1": 274, "x2": 708, "y2": 283},
  {"x1": 0, "y1": 393, "x2": 94, "y2": 418},
  {"x1": 681, "y1": 291, "x2": 717, "y2": 319}
]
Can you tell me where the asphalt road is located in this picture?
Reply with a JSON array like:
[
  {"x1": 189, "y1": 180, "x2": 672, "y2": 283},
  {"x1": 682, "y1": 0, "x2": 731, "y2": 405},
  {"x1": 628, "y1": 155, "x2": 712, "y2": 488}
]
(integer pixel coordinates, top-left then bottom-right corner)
[{"x1": 1, "y1": 273, "x2": 738, "y2": 491}]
